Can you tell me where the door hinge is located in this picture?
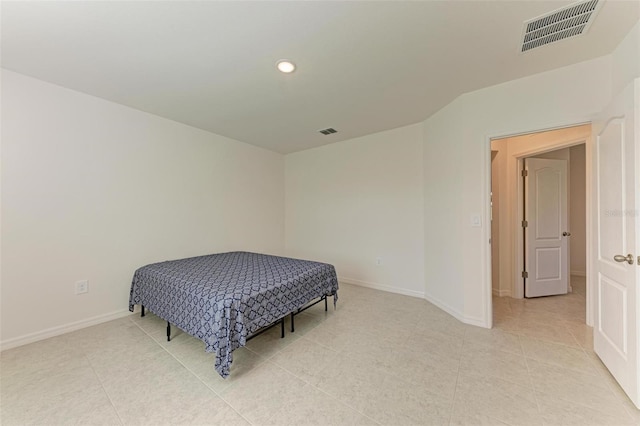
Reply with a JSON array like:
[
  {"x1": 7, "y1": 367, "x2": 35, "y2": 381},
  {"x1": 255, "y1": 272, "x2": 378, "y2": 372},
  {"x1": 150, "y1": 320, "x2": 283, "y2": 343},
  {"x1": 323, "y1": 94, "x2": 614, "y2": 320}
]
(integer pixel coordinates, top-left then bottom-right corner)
[
  {"x1": 522, "y1": 271, "x2": 528, "y2": 279},
  {"x1": 522, "y1": 220, "x2": 528, "y2": 228},
  {"x1": 521, "y1": 169, "x2": 528, "y2": 177}
]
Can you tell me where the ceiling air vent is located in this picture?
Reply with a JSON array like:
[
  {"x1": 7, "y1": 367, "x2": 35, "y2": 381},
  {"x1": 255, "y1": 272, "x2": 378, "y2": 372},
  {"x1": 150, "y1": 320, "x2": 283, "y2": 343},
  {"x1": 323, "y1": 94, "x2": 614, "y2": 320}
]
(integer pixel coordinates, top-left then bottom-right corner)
[
  {"x1": 521, "y1": 0, "x2": 602, "y2": 53},
  {"x1": 318, "y1": 128, "x2": 338, "y2": 135}
]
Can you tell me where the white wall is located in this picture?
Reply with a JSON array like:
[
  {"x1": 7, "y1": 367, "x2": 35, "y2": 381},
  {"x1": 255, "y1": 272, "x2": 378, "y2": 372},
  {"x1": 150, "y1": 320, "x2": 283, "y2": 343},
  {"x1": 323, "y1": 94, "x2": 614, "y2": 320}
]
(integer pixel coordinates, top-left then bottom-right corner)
[
  {"x1": 423, "y1": 57, "x2": 611, "y2": 327},
  {"x1": 612, "y1": 21, "x2": 640, "y2": 97},
  {"x1": 285, "y1": 124, "x2": 425, "y2": 298},
  {"x1": 4, "y1": 21, "x2": 637, "y2": 347},
  {"x1": 1, "y1": 70, "x2": 285, "y2": 347}
]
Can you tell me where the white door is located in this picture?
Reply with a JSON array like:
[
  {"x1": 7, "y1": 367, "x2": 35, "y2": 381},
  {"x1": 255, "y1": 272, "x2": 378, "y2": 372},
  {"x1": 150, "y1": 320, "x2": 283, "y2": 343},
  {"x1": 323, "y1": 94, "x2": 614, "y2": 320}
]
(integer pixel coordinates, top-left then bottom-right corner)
[
  {"x1": 593, "y1": 79, "x2": 639, "y2": 408},
  {"x1": 524, "y1": 158, "x2": 569, "y2": 297}
]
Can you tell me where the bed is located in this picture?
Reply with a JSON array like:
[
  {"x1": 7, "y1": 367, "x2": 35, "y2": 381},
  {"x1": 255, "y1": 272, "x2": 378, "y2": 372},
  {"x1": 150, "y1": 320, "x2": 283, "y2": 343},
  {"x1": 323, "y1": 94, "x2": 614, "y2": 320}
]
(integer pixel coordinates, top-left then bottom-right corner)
[{"x1": 128, "y1": 251, "x2": 339, "y2": 378}]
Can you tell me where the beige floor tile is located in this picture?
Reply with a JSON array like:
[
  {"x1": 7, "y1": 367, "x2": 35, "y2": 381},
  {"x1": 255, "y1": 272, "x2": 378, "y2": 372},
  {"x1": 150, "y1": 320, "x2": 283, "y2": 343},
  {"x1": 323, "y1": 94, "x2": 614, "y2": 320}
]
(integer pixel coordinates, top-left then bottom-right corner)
[
  {"x1": 517, "y1": 320, "x2": 581, "y2": 347},
  {"x1": 622, "y1": 400, "x2": 640, "y2": 424},
  {"x1": 1, "y1": 364, "x2": 103, "y2": 407},
  {"x1": 564, "y1": 319, "x2": 594, "y2": 350},
  {"x1": 452, "y1": 372, "x2": 543, "y2": 426},
  {"x1": 463, "y1": 326, "x2": 523, "y2": 354},
  {"x1": 103, "y1": 355, "x2": 247, "y2": 425},
  {"x1": 520, "y1": 335, "x2": 598, "y2": 375},
  {"x1": 100, "y1": 348, "x2": 194, "y2": 397},
  {"x1": 130, "y1": 311, "x2": 169, "y2": 336},
  {"x1": 0, "y1": 333, "x2": 89, "y2": 378},
  {"x1": 152, "y1": 330, "x2": 211, "y2": 364},
  {"x1": 514, "y1": 309, "x2": 569, "y2": 325},
  {"x1": 371, "y1": 322, "x2": 414, "y2": 347},
  {"x1": 410, "y1": 327, "x2": 464, "y2": 361},
  {"x1": 361, "y1": 379, "x2": 451, "y2": 426},
  {"x1": 339, "y1": 330, "x2": 400, "y2": 363},
  {"x1": 537, "y1": 395, "x2": 636, "y2": 426},
  {"x1": 0, "y1": 384, "x2": 122, "y2": 426},
  {"x1": 331, "y1": 311, "x2": 390, "y2": 336},
  {"x1": 492, "y1": 303, "x2": 513, "y2": 319},
  {"x1": 186, "y1": 346, "x2": 266, "y2": 394},
  {"x1": 493, "y1": 295, "x2": 511, "y2": 304},
  {"x1": 307, "y1": 353, "x2": 451, "y2": 425},
  {"x1": 71, "y1": 317, "x2": 162, "y2": 357},
  {"x1": 585, "y1": 352, "x2": 617, "y2": 378},
  {"x1": 269, "y1": 337, "x2": 339, "y2": 383},
  {"x1": 448, "y1": 413, "x2": 510, "y2": 426},
  {"x1": 71, "y1": 315, "x2": 146, "y2": 338},
  {"x1": 527, "y1": 358, "x2": 627, "y2": 418},
  {"x1": 219, "y1": 361, "x2": 307, "y2": 424},
  {"x1": 266, "y1": 384, "x2": 377, "y2": 426},
  {"x1": 459, "y1": 341, "x2": 531, "y2": 387},
  {"x1": 305, "y1": 353, "x2": 388, "y2": 413},
  {"x1": 365, "y1": 345, "x2": 459, "y2": 399},
  {"x1": 415, "y1": 314, "x2": 469, "y2": 338},
  {"x1": 120, "y1": 387, "x2": 247, "y2": 426},
  {"x1": 407, "y1": 340, "x2": 461, "y2": 374},
  {"x1": 492, "y1": 314, "x2": 520, "y2": 333},
  {"x1": 243, "y1": 322, "x2": 301, "y2": 359},
  {"x1": 151, "y1": 328, "x2": 271, "y2": 387},
  {"x1": 3, "y1": 275, "x2": 634, "y2": 426},
  {"x1": 301, "y1": 318, "x2": 368, "y2": 352},
  {"x1": 89, "y1": 345, "x2": 178, "y2": 383}
]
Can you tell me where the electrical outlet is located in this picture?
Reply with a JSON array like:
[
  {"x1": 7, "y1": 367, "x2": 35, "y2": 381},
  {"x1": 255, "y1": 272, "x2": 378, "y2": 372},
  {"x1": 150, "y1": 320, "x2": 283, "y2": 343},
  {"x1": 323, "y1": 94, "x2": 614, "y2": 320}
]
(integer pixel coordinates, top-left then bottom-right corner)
[
  {"x1": 375, "y1": 257, "x2": 383, "y2": 266},
  {"x1": 75, "y1": 280, "x2": 88, "y2": 295}
]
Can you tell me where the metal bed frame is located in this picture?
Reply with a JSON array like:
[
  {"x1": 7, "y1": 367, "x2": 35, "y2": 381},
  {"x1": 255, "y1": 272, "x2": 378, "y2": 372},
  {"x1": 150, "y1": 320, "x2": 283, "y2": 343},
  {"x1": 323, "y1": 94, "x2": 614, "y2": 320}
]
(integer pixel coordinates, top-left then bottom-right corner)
[{"x1": 140, "y1": 293, "x2": 334, "y2": 342}]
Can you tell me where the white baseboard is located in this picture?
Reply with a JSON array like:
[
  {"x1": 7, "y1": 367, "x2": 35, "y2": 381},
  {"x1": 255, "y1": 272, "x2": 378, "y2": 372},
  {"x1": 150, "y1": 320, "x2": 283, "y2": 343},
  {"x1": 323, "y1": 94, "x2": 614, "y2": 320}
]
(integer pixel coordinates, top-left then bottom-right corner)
[
  {"x1": 492, "y1": 288, "x2": 512, "y2": 297},
  {"x1": 571, "y1": 270, "x2": 586, "y2": 277},
  {"x1": 424, "y1": 291, "x2": 489, "y2": 328},
  {"x1": 0, "y1": 309, "x2": 133, "y2": 351},
  {"x1": 424, "y1": 291, "x2": 464, "y2": 321},
  {"x1": 339, "y1": 277, "x2": 425, "y2": 299},
  {"x1": 340, "y1": 278, "x2": 489, "y2": 328}
]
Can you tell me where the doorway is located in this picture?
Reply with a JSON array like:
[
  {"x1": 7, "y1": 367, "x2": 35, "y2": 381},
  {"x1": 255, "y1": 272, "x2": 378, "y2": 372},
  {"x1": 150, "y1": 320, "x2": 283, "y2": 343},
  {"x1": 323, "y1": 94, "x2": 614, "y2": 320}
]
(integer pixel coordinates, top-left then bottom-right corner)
[{"x1": 490, "y1": 125, "x2": 590, "y2": 324}]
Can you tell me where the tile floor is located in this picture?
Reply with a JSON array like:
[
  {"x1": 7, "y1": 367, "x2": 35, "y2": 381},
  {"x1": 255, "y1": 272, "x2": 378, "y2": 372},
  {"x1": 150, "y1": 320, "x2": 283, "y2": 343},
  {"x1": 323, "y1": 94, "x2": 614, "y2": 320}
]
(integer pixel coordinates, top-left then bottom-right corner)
[{"x1": 1, "y1": 277, "x2": 638, "y2": 425}]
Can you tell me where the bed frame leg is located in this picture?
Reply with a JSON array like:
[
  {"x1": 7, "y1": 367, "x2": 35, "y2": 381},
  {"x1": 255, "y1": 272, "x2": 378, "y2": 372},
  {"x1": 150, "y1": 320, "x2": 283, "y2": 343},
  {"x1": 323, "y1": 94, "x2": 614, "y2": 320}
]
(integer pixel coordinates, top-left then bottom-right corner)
[
  {"x1": 290, "y1": 312, "x2": 295, "y2": 333},
  {"x1": 324, "y1": 296, "x2": 328, "y2": 312},
  {"x1": 141, "y1": 305, "x2": 145, "y2": 317},
  {"x1": 280, "y1": 318, "x2": 285, "y2": 338},
  {"x1": 167, "y1": 322, "x2": 171, "y2": 342}
]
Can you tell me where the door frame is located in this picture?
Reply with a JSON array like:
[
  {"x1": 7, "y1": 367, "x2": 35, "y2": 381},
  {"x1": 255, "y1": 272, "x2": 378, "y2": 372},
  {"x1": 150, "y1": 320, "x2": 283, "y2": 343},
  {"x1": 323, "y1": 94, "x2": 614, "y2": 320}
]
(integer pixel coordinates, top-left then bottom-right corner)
[{"x1": 486, "y1": 122, "x2": 594, "y2": 326}]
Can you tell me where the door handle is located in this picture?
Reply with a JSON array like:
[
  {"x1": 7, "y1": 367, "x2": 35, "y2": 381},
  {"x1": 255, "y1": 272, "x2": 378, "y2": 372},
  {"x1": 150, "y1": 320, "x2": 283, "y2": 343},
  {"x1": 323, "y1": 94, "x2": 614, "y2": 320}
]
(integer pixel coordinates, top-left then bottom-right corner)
[
  {"x1": 562, "y1": 232, "x2": 571, "y2": 236},
  {"x1": 614, "y1": 254, "x2": 634, "y2": 265}
]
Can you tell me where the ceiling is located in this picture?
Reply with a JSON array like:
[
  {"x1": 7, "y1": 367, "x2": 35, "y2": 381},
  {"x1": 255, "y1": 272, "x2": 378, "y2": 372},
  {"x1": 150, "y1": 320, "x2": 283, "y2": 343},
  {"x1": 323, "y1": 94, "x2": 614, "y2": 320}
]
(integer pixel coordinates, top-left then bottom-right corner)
[{"x1": 2, "y1": 1, "x2": 638, "y2": 154}]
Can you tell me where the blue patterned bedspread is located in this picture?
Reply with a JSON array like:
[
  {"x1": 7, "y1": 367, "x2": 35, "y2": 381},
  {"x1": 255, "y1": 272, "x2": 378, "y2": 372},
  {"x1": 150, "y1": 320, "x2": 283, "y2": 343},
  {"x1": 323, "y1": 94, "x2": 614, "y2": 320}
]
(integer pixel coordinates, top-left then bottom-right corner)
[{"x1": 128, "y1": 251, "x2": 339, "y2": 378}]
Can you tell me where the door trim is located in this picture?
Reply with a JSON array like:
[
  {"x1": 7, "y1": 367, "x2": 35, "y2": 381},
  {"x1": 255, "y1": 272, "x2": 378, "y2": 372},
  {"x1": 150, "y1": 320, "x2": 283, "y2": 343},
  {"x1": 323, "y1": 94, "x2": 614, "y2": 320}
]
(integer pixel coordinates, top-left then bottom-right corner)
[{"x1": 486, "y1": 122, "x2": 594, "y2": 327}]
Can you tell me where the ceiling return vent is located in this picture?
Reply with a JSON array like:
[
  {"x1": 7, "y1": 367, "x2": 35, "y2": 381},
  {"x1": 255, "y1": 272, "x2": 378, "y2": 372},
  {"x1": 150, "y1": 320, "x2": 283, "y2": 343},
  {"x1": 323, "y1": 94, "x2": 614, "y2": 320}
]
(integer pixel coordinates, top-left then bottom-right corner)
[
  {"x1": 318, "y1": 128, "x2": 338, "y2": 135},
  {"x1": 521, "y1": 0, "x2": 602, "y2": 53}
]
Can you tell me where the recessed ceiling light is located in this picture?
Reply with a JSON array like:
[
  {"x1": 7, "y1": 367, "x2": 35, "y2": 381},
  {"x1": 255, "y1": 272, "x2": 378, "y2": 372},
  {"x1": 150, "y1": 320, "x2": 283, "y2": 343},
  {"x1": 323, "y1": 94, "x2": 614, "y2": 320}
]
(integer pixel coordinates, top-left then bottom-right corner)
[{"x1": 276, "y1": 60, "x2": 296, "y2": 73}]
